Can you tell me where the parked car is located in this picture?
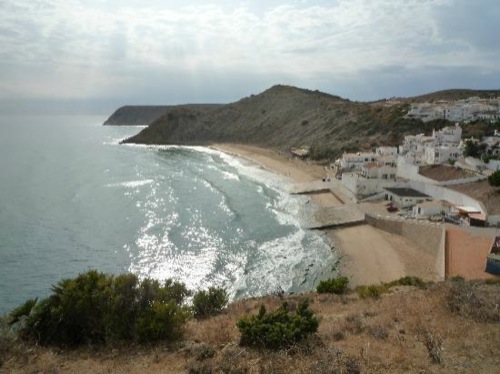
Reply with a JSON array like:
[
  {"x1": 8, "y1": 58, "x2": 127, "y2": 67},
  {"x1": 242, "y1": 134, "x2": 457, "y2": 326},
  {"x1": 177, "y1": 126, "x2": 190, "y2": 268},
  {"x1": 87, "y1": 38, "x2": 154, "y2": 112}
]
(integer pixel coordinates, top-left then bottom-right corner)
[{"x1": 386, "y1": 203, "x2": 398, "y2": 212}]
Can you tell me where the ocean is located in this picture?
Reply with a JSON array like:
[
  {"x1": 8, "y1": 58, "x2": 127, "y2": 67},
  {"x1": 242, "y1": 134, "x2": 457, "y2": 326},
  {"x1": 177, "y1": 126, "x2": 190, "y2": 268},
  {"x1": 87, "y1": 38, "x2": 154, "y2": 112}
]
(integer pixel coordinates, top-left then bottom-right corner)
[{"x1": 0, "y1": 115, "x2": 337, "y2": 314}]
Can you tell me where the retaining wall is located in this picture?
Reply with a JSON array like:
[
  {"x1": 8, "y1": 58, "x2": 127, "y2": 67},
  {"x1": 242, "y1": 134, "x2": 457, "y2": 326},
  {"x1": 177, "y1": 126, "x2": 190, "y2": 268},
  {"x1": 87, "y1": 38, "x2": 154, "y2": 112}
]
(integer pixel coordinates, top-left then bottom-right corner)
[
  {"x1": 366, "y1": 213, "x2": 497, "y2": 280},
  {"x1": 365, "y1": 213, "x2": 445, "y2": 279}
]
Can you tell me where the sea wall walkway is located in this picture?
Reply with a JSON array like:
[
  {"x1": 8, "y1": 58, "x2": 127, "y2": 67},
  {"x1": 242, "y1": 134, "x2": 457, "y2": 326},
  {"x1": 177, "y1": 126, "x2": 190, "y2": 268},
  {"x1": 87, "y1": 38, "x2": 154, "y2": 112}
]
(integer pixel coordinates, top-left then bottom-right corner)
[{"x1": 289, "y1": 180, "x2": 365, "y2": 229}]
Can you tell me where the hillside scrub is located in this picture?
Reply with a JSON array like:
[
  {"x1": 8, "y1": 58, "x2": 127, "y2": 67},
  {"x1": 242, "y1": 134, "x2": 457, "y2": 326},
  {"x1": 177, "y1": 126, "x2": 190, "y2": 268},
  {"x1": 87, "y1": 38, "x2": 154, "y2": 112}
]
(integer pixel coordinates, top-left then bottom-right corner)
[
  {"x1": 237, "y1": 301, "x2": 319, "y2": 350},
  {"x1": 192, "y1": 287, "x2": 229, "y2": 319},
  {"x1": 316, "y1": 276, "x2": 349, "y2": 294},
  {"x1": 8, "y1": 270, "x2": 192, "y2": 347},
  {"x1": 488, "y1": 170, "x2": 500, "y2": 187},
  {"x1": 2, "y1": 278, "x2": 499, "y2": 373},
  {"x1": 121, "y1": 85, "x2": 500, "y2": 162}
]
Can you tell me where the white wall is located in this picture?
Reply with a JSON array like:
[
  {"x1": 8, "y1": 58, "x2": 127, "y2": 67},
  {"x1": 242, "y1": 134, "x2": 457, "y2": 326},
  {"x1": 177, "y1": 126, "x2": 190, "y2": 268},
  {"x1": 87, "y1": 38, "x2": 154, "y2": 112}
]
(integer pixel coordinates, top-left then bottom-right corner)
[
  {"x1": 438, "y1": 175, "x2": 487, "y2": 186},
  {"x1": 397, "y1": 156, "x2": 486, "y2": 185},
  {"x1": 488, "y1": 215, "x2": 500, "y2": 225},
  {"x1": 413, "y1": 204, "x2": 444, "y2": 217},
  {"x1": 409, "y1": 181, "x2": 486, "y2": 214},
  {"x1": 487, "y1": 160, "x2": 500, "y2": 171},
  {"x1": 397, "y1": 156, "x2": 436, "y2": 183},
  {"x1": 342, "y1": 173, "x2": 402, "y2": 197}
]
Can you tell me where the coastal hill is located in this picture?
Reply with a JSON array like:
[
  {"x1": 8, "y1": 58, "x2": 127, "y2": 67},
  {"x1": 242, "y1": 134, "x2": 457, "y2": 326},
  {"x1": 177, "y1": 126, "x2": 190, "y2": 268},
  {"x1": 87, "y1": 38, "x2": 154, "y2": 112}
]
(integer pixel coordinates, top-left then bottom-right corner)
[
  {"x1": 399, "y1": 88, "x2": 500, "y2": 103},
  {"x1": 103, "y1": 104, "x2": 222, "y2": 126},
  {"x1": 121, "y1": 85, "x2": 500, "y2": 159}
]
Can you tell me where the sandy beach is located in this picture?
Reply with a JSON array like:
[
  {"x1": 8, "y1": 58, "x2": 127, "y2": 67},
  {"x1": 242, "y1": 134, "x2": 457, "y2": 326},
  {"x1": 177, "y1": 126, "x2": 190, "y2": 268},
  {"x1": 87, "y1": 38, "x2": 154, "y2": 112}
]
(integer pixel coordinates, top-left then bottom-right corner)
[{"x1": 213, "y1": 143, "x2": 439, "y2": 286}]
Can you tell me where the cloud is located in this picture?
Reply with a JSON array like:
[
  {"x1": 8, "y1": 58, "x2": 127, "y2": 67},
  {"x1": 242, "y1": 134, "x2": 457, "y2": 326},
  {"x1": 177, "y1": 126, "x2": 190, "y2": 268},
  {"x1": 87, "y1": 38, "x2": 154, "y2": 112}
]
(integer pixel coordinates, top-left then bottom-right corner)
[{"x1": 0, "y1": 0, "x2": 498, "y2": 110}]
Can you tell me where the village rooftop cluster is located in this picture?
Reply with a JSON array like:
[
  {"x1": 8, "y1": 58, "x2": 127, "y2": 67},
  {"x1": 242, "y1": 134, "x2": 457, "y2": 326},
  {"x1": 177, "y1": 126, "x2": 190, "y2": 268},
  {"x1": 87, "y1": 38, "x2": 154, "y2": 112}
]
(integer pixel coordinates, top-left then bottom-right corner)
[
  {"x1": 405, "y1": 96, "x2": 500, "y2": 123},
  {"x1": 333, "y1": 110, "x2": 500, "y2": 227}
]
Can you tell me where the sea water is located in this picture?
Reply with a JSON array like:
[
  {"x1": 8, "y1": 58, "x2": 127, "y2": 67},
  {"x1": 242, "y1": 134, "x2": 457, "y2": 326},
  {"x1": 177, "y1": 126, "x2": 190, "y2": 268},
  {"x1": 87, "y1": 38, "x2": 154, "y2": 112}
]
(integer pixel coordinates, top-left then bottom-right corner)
[{"x1": 0, "y1": 115, "x2": 336, "y2": 314}]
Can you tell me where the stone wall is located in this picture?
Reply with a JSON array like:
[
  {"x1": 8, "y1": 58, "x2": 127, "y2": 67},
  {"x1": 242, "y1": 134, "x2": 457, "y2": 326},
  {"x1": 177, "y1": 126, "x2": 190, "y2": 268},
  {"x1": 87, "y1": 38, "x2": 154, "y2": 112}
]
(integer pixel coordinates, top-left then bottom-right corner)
[{"x1": 366, "y1": 213, "x2": 497, "y2": 280}]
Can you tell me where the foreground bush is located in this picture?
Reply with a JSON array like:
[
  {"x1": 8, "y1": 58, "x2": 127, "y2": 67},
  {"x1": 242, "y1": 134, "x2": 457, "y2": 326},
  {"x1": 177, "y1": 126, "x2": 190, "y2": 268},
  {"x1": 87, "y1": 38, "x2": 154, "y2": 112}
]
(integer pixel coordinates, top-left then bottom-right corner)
[
  {"x1": 355, "y1": 284, "x2": 388, "y2": 299},
  {"x1": 192, "y1": 287, "x2": 228, "y2": 318},
  {"x1": 316, "y1": 277, "x2": 349, "y2": 294},
  {"x1": 9, "y1": 270, "x2": 191, "y2": 347},
  {"x1": 446, "y1": 279, "x2": 500, "y2": 322},
  {"x1": 387, "y1": 276, "x2": 427, "y2": 289},
  {"x1": 237, "y1": 301, "x2": 319, "y2": 350},
  {"x1": 354, "y1": 277, "x2": 427, "y2": 299}
]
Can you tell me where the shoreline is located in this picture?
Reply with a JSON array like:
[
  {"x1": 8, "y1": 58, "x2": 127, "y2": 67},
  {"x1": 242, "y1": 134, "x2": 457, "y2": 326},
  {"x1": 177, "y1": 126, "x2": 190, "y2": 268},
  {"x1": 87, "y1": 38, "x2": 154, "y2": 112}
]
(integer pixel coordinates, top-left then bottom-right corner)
[
  {"x1": 211, "y1": 143, "x2": 441, "y2": 287},
  {"x1": 210, "y1": 143, "x2": 340, "y2": 208}
]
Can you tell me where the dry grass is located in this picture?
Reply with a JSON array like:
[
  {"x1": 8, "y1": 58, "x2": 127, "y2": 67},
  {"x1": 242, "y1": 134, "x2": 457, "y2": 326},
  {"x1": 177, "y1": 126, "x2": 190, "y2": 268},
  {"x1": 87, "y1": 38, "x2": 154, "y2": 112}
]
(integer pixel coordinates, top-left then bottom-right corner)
[{"x1": 2, "y1": 281, "x2": 499, "y2": 373}]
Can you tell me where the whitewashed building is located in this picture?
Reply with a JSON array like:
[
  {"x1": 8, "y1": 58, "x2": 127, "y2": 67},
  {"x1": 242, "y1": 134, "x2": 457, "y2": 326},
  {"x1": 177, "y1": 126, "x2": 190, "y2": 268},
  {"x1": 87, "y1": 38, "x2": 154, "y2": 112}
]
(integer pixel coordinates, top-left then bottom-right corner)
[
  {"x1": 405, "y1": 97, "x2": 500, "y2": 123},
  {"x1": 339, "y1": 152, "x2": 377, "y2": 171},
  {"x1": 424, "y1": 145, "x2": 463, "y2": 165},
  {"x1": 384, "y1": 187, "x2": 430, "y2": 209},
  {"x1": 360, "y1": 162, "x2": 397, "y2": 180},
  {"x1": 400, "y1": 134, "x2": 435, "y2": 165},
  {"x1": 400, "y1": 124, "x2": 463, "y2": 166},
  {"x1": 413, "y1": 200, "x2": 451, "y2": 218},
  {"x1": 376, "y1": 146, "x2": 398, "y2": 157},
  {"x1": 433, "y1": 123, "x2": 462, "y2": 144}
]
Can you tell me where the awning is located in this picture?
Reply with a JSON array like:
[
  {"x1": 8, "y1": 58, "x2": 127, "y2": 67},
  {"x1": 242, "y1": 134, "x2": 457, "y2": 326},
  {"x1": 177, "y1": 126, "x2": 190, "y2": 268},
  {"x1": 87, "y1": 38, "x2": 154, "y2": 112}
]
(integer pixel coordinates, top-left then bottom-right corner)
[
  {"x1": 468, "y1": 212, "x2": 486, "y2": 221},
  {"x1": 455, "y1": 206, "x2": 481, "y2": 213}
]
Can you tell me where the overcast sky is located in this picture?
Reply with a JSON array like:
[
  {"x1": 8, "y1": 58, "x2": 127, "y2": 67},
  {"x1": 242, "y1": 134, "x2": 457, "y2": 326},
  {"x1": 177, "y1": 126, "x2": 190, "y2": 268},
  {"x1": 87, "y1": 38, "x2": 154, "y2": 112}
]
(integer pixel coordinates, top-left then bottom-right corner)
[{"x1": 1, "y1": 0, "x2": 499, "y2": 114}]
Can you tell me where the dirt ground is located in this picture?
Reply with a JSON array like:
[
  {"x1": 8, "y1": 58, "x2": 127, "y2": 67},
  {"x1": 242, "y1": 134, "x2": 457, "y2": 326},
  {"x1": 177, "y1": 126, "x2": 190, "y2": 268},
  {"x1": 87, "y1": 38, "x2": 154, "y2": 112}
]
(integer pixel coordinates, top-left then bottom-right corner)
[
  {"x1": 418, "y1": 165, "x2": 476, "y2": 181},
  {"x1": 448, "y1": 180, "x2": 500, "y2": 215},
  {"x1": 3, "y1": 282, "x2": 499, "y2": 373}
]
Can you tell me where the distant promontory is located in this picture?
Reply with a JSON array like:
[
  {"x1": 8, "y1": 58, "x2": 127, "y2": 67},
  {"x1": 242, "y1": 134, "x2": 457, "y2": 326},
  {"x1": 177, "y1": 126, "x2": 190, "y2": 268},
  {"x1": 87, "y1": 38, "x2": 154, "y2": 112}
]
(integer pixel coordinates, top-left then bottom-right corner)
[{"x1": 103, "y1": 104, "x2": 222, "y2": 126}]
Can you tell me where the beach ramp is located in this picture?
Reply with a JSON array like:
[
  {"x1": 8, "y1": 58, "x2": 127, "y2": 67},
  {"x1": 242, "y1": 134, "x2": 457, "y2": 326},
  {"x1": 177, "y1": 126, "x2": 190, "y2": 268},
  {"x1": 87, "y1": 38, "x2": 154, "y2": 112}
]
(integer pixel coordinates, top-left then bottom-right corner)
[
  {"x1": 288, "y1": 180, "x2": 335, "y2": 194},
  {"x1": 305, "y1": 204, "x2": 365, "y2": 229}
]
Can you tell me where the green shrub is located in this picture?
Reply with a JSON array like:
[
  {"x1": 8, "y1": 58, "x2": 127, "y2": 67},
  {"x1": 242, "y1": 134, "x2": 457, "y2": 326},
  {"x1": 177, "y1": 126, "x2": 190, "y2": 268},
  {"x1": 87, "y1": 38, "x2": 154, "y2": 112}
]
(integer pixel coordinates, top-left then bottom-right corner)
[
  {"x1": 236, "y1": 301, "x2": 319, "y2": 350},
  {"x1": 387, "y1": 276, "x2": 427, "y2": 289},
  {"x1": 450, "y1": 275, "x2": 465, "y2": 283},
  {"x1": 8, "y1": 298, "x2": 38, "y2": 325},
  {"x1": 192, "y1": 287, "x2": 228, "y2": 318},
  {"x1": 316, "y1": 277, "x2": 349, "y2": 294},
  {"x1": 136, "y1": 300, "x2": 190, "y2": 342},
  {"x1": 488, "y1": 170, "x2": 500, "y2": 187},
  {"x1": 10, "y1": 270, "x2": 192, "y2": 347},
  {"x1": 355, "y1": 284, "x2": 388, "y2": 299}
]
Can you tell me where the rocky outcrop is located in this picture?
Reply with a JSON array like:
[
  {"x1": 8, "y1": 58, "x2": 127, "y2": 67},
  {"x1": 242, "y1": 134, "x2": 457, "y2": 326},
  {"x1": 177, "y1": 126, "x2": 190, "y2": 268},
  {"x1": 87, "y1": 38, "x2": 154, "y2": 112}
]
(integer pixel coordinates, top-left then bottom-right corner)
[{"x1": 103, "y1": 106, "x2": 171, "y2": 126}]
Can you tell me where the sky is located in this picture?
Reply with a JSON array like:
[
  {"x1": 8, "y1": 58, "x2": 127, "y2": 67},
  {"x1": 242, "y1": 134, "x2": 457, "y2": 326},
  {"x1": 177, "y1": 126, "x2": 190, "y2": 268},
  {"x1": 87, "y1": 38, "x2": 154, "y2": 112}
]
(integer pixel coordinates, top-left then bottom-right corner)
[{"x1": 1, "y1": 0, "x2": 499, "y2": 114}]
